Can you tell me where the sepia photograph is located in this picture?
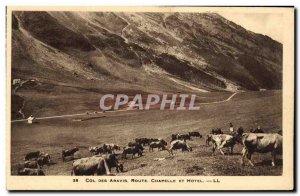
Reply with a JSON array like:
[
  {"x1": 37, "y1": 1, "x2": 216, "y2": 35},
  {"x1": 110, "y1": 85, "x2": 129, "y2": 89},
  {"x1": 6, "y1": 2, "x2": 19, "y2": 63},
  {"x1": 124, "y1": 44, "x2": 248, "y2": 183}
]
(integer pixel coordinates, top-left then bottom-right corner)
[{"x1": 6, "y1": 6, "x2": 294, "y2": 190}]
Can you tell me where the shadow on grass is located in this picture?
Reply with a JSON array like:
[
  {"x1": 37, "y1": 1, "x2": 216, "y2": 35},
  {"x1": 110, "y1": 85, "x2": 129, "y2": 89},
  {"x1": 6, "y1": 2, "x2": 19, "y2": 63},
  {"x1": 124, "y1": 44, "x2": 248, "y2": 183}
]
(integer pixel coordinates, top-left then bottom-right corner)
[
  {"x1": 185, "y1": 165, "x2": 204, "y2": 175},
  {"x1": 256, "y1": 159, "x2": 283, "y2": 166}
]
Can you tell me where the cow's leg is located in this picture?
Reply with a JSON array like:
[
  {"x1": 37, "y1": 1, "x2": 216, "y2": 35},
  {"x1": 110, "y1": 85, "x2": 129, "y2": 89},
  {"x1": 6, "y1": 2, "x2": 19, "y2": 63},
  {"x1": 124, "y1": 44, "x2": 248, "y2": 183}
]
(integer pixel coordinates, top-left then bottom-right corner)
[
  {"x1": 219, "y1": 148, "x2": 225, "y2": 155},
  {"x1": 207, "y1": 139, "x2": 210, "y2": 146},
  {"x1": 241, "y1": 147, "x2": 246, "y2": 166},
  {"x1": 271, "y1": 152, "x2": 276, "y2": 166},
  {"x1": 102, "y1": 159, "x2": 111, "y2": 176},
  {"x1": 230, "y1": 146, "x2": 234, "y2": 154},
  {"x1": 247, "y1": 152, "x2": 254, "y2": 166},
  {"x1": 212, "y1": 143, "x2": 216, "y2": 156}
]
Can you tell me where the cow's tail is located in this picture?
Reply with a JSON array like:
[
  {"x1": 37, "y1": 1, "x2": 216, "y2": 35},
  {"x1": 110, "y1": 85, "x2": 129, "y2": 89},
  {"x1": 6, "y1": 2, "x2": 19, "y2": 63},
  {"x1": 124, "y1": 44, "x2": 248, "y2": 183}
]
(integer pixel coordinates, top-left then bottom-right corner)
[
  {"x1": 241, "y1": 133, "x2": 252, "y2": 156},
  {"x1": 241, "y1": 133, "x2": 249, "y2": 146}
]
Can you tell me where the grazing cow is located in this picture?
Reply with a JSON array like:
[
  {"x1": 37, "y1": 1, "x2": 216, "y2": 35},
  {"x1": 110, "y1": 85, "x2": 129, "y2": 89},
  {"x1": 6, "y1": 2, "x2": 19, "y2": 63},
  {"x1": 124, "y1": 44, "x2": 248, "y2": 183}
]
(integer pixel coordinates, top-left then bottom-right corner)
[
  {"x1": 104, "y1": 144, "x2": 121, "y2": 153},
  {"x1": 102, "y1": 154, "x2": 124, "y2": 173},
  {"x1": 128, "y1": 142, "x2": 144, "y2": 152},
  {"x1": 24, "y1": 151, "x2": 41, "y2": 160},
  {"x1": 207, "y1": 134, "x2": 236, "y2": 155},
  {"x1": 89, "y1": 146, "x2": 100, "y2": 154},
  {"x1": 18, "y1": 168, "x2": 45, "y2": 176},
  {"x1": 24, "y1": 151, "x2": 52, "y2": 166},
  {"x1": 171, "y1": 134, "x2": 179, "y2": 141},
  {"x1": 122, "y1": 146, "x2": 143, "y2": 159},
  {"x1": 149, "y1": 139, "x2": 168, "y2": 152},
  {"x1": 188, "y1": 131, "x2": 202, "y2": 138},
  {"x1": 24, "y1": 161, "x2": 40, "y2": 169},
  {"x1": 62, "y1": 147, "x2": 79, "y2": 161},
  {"x1": 102, "y1": 144, "x2": 113, "y2": 154},
  {"x1": 241, "y1": 133, "x2": 282, "y2": 166},
  {"x1": 37, "y1": 153, "x2": 52, "y2": 166},
  {"x1": 89, "y1": 146, "x2": 112, "y2": 155},
  {"x1": 211, "y1": 128, "x2": 223, "y2": 135},
  {"x1": 177, "y1": 134, "x2": 192, "y2": 141},
  {"x1": 71, "y1": 154, "x2": 123, "y2": 176},
  {"x1": 171, "y1": 134, "x2": 191, "y2": 142},
  {"x1": 135, "y1": 138, "x2": 151, "y2": 146},
  {"x1": 169, "y1": 140, "x2": 192, "y2": 155}
]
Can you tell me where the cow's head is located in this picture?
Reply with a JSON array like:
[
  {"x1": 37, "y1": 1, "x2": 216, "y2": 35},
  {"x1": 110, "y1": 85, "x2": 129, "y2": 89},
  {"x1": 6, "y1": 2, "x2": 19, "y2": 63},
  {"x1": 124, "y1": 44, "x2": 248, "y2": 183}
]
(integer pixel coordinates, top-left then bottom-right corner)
[
  {"x1": 233, "y1": 127, "x2": 244, "y2": 144},
  {"x1": 160, "y1": 139, "x2": 167, "y2": 146},
  {"x1": 206, "y1": 134, "x2": 213, "y2": 142},
  {"x1": 114, "y1": 145, "x2": 121, "y2": 151},
  {"x1": 107, "y1": 154, "x2": 118, "y2": 165}
]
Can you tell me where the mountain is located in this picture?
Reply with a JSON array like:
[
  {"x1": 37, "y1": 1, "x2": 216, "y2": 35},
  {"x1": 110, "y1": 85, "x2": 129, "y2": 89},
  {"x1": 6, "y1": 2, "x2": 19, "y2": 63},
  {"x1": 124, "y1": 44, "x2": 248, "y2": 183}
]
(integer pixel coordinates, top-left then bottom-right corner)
[{"x1": 11, "y1": 11, "x2": 282, "y2": 93}]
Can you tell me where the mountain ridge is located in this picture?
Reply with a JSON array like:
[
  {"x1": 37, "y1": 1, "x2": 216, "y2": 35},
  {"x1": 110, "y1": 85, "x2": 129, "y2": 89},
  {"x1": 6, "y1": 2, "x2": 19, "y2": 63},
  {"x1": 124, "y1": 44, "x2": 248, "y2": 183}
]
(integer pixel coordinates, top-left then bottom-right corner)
[{"x1": 11, "y1": 11, "x2": 282, "y2": 93}]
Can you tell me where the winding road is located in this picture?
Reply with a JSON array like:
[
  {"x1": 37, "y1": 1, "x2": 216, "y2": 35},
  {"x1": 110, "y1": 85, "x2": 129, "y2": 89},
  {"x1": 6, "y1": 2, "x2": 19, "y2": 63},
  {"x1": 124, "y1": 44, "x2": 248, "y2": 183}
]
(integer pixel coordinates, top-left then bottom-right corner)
[{"x1": 11, "y1": 92, "x2": 238, "y2": 123}]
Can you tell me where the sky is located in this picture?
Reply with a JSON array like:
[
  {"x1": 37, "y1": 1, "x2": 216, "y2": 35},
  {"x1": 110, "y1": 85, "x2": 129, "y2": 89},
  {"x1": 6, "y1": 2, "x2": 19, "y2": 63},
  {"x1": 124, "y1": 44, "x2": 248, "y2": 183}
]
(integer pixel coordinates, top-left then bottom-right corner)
[{"x1": 219, "y1": 12, "x2": 283, "y2": 43}]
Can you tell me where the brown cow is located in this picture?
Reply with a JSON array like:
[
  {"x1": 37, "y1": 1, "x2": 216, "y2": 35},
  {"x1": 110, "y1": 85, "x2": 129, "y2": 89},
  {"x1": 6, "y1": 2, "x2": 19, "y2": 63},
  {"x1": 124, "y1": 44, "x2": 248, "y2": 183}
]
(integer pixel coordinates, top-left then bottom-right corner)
[
  {"x1": 188, "y1": 131, "x2": 202, "y2": 138},
  {"x1": 18, "y1": 168, "x2": 45, "y2": 176},
  {"x1": 149, "y1": 139, "x2": 167, "y2": 152},
  {"x1": 62, "y1": 147, "x2": 79, "y2": 161},
  {"x1": 122, "y1": 146, "x2": 143, "y2": 159},
  {"x1": 24, "y1": 160, "x2": 40, "y2": 169},
  {"x1": 71, "y1": 154, "x2": 123, "y2": 176},
  {"x1": 24, "y1": 151, "x2": 41, "y2": 160}
]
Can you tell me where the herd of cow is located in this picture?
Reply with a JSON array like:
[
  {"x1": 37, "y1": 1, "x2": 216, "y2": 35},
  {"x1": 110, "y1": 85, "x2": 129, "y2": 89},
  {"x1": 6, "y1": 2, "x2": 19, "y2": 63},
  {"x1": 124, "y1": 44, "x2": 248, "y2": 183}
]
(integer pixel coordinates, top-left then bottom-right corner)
[{"x1": 16, "y1": 128, "x2": 283, "y2": 176}]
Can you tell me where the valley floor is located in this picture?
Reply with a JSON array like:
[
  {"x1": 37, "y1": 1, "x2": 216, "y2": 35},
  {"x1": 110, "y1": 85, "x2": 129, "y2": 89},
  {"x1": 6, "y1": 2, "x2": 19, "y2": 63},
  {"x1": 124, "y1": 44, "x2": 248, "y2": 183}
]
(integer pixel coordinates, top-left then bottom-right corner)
[{"x1": 11, "y1": 90, "x2": 282, "y2": 176}]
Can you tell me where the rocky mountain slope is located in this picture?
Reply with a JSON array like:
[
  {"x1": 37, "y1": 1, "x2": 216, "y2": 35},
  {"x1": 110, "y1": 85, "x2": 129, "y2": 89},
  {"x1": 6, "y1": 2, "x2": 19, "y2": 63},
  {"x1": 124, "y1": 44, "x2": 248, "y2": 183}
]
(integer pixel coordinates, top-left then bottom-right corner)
[{"x1": 11, "y1": 11, "x2": 282, "y2": 93}]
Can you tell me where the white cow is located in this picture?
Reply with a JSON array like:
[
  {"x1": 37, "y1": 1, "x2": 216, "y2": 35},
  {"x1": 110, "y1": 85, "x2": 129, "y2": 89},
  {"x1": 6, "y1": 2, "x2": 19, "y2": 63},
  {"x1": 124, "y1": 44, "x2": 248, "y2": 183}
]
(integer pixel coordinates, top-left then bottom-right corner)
[
  {"x1": 168, "y1": 140, "x2": 192, "y2": 155},
  {"x1": 241, "y1": 133, "x2": 282, "y2": 166},
  {"x1": 207, "y1": 134, "x2": 236, "y2": 155}
]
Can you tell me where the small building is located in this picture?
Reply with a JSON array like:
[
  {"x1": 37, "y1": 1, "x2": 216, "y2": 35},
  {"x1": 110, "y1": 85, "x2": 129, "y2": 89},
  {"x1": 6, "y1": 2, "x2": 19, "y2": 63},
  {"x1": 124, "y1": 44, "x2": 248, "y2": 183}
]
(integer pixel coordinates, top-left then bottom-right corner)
[{"x1": 12, "y1": 79, "x2": 21, "y2": 85}]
